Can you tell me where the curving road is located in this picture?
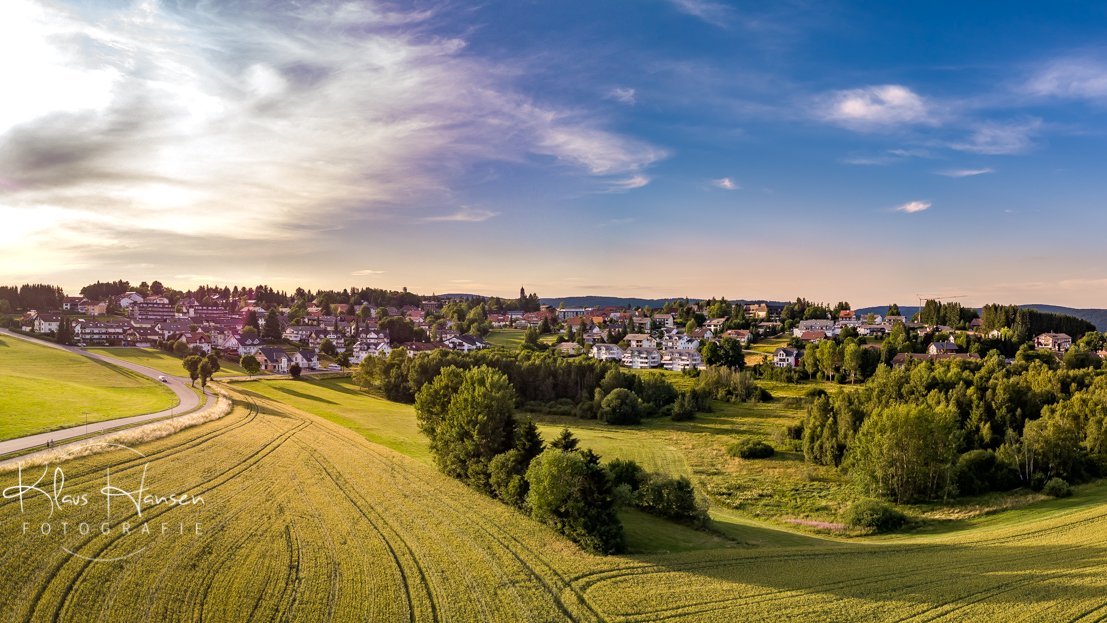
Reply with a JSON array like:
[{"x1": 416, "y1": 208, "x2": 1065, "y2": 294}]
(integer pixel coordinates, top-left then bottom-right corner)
[{"x1": 0, "y1": 329, "x2": 208, "y2": 456}]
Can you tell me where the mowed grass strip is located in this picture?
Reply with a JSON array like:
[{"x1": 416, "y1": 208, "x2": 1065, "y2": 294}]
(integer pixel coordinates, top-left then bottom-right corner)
[
  {"x1": 86, "y1": 347, "x2": 257, "y2": 378},
  {"x1": 0, "y1": 336, "x2": 177, "y2": 440},
  {"x1": 234, "y1": 377, "x2": 431, "y2": 461}
]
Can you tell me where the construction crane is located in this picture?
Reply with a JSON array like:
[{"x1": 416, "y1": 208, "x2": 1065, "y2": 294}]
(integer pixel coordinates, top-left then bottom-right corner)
[{"x1": 916, "y1": 294, "x2": 967, "y2": 308}]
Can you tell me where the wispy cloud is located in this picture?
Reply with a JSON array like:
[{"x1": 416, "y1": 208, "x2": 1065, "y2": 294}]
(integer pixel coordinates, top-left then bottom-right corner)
[
  {"x1": 937, "y1": 168, "x2": 994, "y2": 178},
  {"x1": 607, "y1": 87, "x2": 637, "y2": 105},
  {"x1": 712, "y1": 177, "x2": 740, "y2": 190},
  {"x1": 818, "y1": 85, "x2": 934, "y2": 130},
  {"x1": 667, "y1": 0, "x2": 732, "y2": 27},
  {"x1": 0, "y1": 0, "x2": 663, "y2": 279},
  {"x1": 952, "y1": 119, "x2": 1040, "y2": 154},
  {"x1": 1026, "y1": 58, "x2": 1107, "y2": 102},
  {"x1": 608, "y1": 175, "x2": 651, "y2": 191},
  {"x1": 895, "y1": 200, "x2": 932, "y2": 214},
  {"x1": 351, "y1": 269, "x2": 385, "y2": 276},
  {"x1": 420, "y1": 208, "x2": 499, "y2": 223}
]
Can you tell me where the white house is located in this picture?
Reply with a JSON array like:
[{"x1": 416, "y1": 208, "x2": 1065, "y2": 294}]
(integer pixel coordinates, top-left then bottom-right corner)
[
  {"x1": 556, "y1": 342, "x2": 583, "y2": 356},
  {"x1": 793, "y1": 319, "x2": 836, "y2": 338},
  {"x1": 293, "y1": 349, "x2": 320, "y2": 370},
  {"x1": 1035, "y1": 333, "x2": 1072, "y2": 353},
  {"x1": 927, "y1": 341, "x2": 959, "y2": 355},
  {"x1": 590, "y1": 343, "x2": 624, "y2": 361},
  {"x1": 33, "y1": 313, "x2": 62, "y2": 334},
  {"x1": 622, "y1": 347, "x2": 661, "y2": 369},
  {"x1": 663, "y1": 349, "x2": 703, "y2": 372},
  {"x1": 652, "y1": 313, "x2": 675, "y2": 329},
  {"x1": 774, "y1": 347, "x2": 803, "y2": 368},
  {"x1": 625, "y1": 333, "x2": 657, "y2": 349},
  {"x1": 255, "y1": 348, "x2": 290, "y2": 373},
  {"x1": 444, "y1": 335, "x2": 490, "y2": 352},
  {"x1": 661, "y1": 334, "x2": 700, "y2": 351}
]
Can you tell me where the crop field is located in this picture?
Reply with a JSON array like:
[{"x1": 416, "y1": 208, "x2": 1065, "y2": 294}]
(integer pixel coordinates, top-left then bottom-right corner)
[
  {"x1": 1, "y1": 383, "x2": 1107, "y2": 621},
  {"x1": 0, "y1": 335, "x2": 176, "y2": 440},
  {"x1": 85, "y1": 347, "x2": 258, "y2": 378}
]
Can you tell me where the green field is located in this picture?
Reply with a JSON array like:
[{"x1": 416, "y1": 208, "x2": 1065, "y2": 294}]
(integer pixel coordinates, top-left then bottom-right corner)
[
  {"x1": 86, "y1": 347, "x2": 258, "y2": 378},
  {"x1": 484, "y1": 328, "x2": 526, "y2": 349},
  {"x1": 0, "y1": 336, "x2": 176, "y2": 440},
  {"x1": 3, "y1": 378, "x2": 1107, "y2": 621}
]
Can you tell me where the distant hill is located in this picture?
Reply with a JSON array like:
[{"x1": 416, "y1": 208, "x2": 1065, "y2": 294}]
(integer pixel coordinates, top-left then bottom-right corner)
[
  {"x1": 540, "y1": 296, "x2": 789, "y2": 309},
  {"x1": 855, "y1": 304, "x2": 1107, "y2": 331}
]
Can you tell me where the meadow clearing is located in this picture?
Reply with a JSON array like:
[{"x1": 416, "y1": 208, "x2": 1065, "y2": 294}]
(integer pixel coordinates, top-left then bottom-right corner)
[
  {"x1": 1, "y1": 381, "x2": 1107, "y2": 621},
  {"x1": 0, "y1": 335, "x2": 176, "y2": 440},
  {"x1": 85, "y1": 347, "x2": 257, "y2": 378}
]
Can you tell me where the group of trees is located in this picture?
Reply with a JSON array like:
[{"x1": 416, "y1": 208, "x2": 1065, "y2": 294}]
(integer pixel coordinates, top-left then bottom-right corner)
[
  {"x1": 355, "y1": 348, "x2": 706, "y2": 424},
  {"x1": 979, "y1": 305, "x2": 1096, "y2": 343},
  {"x1": 414, "y1": 365, "x2": 707, "y2": 554},
  {"x1": 182, "y1": 353, "x2": 222, "y2": 388},
  {"x1": 0, "y1": 284, "x2": 65, "y2": 312},
  {"x1": 415, "y1": 366, "x2": 625, "y2": 553},
  {"x1": 802, "y1": 354, "x2": 1107, "y2": 502}
]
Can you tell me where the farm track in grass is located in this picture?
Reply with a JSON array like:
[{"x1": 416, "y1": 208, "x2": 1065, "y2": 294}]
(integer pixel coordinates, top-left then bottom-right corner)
[{"x1": 3, "y1": 382, "x2": 1107, "y2": 621}]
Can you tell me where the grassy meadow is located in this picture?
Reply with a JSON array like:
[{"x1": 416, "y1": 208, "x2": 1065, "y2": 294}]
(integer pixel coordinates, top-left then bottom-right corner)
[
  {"x1": 85, "y1": 347, "x2": 257, "y2": 377},
  {"x1": 0, "y1": 335, "x2": 176, "y2": 440},
  {"x1": 2, "y1": 379, "x2": 1107, "y2": 621}
]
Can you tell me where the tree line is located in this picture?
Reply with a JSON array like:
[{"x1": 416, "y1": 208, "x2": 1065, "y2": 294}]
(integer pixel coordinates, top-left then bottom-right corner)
[{"x1": 802, "y1": 354, "x2": 1107, "y2": 502}]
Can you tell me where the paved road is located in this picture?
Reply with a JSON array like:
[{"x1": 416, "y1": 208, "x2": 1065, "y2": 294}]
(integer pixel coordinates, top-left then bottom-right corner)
[{"x1": 0, "y1": 329, "x2": 209, "y2": 456}]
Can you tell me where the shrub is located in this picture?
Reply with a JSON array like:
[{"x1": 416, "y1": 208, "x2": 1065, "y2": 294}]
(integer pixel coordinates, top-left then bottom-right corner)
[
  {"x1": 599, "y1": 388, "x2": 642, "y2": 425},
  {"x1": 636, "y1": 475, "x2": 708, "y2": 526},
  {"x1": 842, "y1": 500, "x2": 907, "y2": 533},
  {"x1": 607, "y1": 458, "x2": 647, "y2": 492},
  {"x1": 289, "y1": 362, "x2": 302, "y2": 379},
  {"x1": 1042, "y1": 477, "x2": 1072, "y2": 498},
  {"x1": 728, "y1": 438, "x2": 775, "y2": 459}
]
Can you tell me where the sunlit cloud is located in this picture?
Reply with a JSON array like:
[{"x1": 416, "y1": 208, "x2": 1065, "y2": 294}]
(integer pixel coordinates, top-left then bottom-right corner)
[
  {"x1": 818, "y1": 85, "x2": 933, "y2": 130},
  {"x1": 0, "y1": 0, "x2": 663, "y2": 282},
  {"x1": 712, "y1": 177, "x2": 739, "y2": 190},
  {"x1": 351, "y1": 269, "x2": 386, "y2": 276},
  {"x1": 895, "y1": 200, "x2": 932, "y2": 214}
]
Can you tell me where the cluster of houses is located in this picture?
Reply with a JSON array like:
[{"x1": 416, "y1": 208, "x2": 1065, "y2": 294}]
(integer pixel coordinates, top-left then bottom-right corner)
[
  {"x1": 769, "y1": 309, "x2": 1081, "y2": 370},
  {"x1": 19, "y1": 292, "x2": 504, "y2": 372}
]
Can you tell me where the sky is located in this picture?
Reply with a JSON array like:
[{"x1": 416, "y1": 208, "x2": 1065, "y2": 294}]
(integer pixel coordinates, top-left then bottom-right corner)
[{"x1": 4, "y1": 1, "x2": 1107, "y2": 307}]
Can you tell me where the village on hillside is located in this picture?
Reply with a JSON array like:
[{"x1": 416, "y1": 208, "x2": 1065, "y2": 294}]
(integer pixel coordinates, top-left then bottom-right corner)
[{"x1": 4, "y1": 282, "x2": 1099, "y2": 380}]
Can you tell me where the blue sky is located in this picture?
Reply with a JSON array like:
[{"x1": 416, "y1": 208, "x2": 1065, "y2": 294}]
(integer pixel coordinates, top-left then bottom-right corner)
[{"x1": 3, "y1": 1, "x2": 1107, "y2": 306}]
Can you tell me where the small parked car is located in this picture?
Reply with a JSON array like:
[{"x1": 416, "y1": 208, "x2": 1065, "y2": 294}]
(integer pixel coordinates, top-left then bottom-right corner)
[{"x1": 158, "y1": 375, "x2": 168, "y2": 383}]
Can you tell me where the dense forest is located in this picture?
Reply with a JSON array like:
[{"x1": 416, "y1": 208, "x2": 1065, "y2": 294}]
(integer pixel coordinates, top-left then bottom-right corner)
[{"x1": 803, "y1": 354, "x2": 1107, "y2": 502}]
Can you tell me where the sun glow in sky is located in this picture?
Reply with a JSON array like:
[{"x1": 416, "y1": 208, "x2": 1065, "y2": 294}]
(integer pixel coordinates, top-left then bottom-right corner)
[{"x1": 5, "y1": 1, "x2": 1107, "y2": 306}]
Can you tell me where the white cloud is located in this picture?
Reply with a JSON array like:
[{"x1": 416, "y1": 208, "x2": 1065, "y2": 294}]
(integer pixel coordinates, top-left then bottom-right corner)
[
  {"x1": 0, "y1": 0, "x2": 664, "y2": 280},
  {"x1": 420, "y1": 208, "x2": 499, "y2": 223},
  {"x1": 607, "y1": 175, "x2": 651, "y2": 191},
  {"x1": 952, "y1": 119, "x2": 1040, "y2": 155},
  {"x1": 668, "y1": 0, "x2": 732, "y2": 27},
  {"x1": 895, "y1": 200, "x2": 932, "y2": 214},
  {"x1": 712, "y1": 177, "x2": 739, "y2": 190},
  {"x1": 937, "y1": 168, "x2": 994, "y2": 178},
  {"x1": 608, "y1": 87, "x2": 637, "y2": 105},
  {"x1": 818, "y1": 85, "x2": 933, "y2": 130},
  {"x1": 1026, "y1": 58, "x2": 1107, "y2": 101},
  {"x1": 351, "y1": 269, "x2": 385, "y2": 276}
]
